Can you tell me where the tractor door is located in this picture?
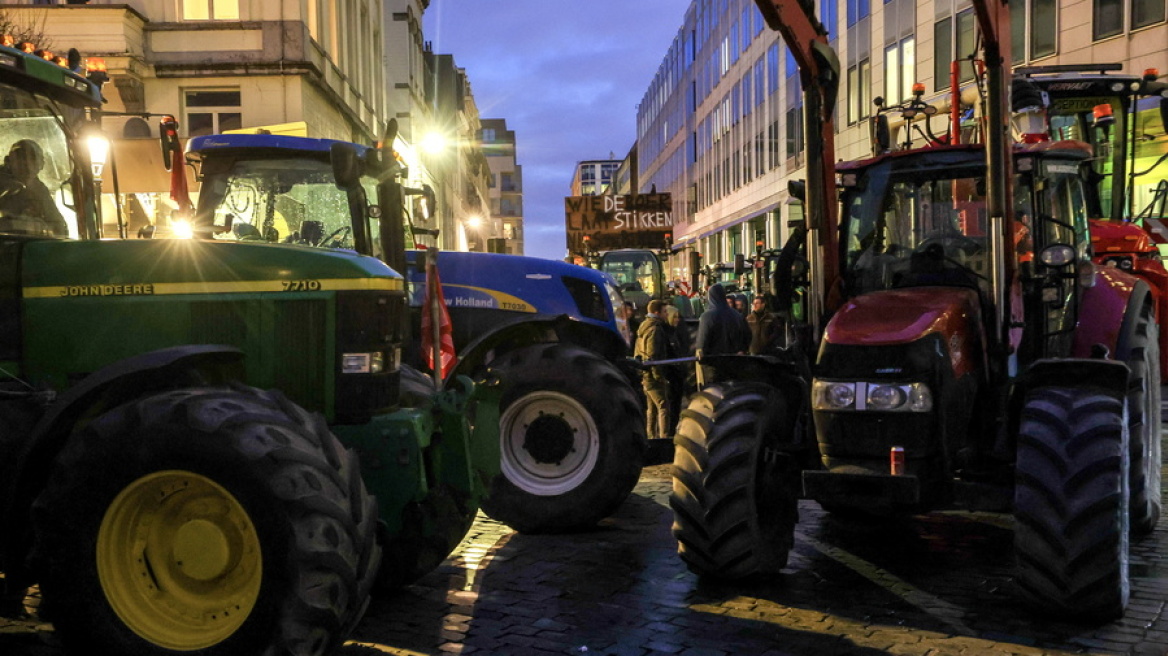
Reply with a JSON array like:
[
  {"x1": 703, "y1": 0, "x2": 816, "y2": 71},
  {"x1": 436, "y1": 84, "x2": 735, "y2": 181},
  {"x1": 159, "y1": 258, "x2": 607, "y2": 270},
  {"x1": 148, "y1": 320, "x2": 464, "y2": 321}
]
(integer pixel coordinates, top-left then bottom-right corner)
[{"x1": 1016, "y1": 154, "x2": 1094, "y2": 360}]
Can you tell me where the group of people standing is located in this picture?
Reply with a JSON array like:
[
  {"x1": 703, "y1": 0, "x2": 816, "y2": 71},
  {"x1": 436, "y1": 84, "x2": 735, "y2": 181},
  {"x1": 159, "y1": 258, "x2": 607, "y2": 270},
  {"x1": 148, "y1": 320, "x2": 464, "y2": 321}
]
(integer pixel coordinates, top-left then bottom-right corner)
[{"x1": 632, "y1": 282, "x2": 784, "y2": 440}]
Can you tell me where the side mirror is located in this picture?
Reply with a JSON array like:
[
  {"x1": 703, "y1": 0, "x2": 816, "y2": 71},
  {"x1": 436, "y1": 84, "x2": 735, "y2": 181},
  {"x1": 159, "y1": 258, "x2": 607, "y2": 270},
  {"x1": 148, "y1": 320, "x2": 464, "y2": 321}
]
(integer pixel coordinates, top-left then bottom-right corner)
[
  {"x1": 330, "y1": 143, "x2": 362, "y2": 190},
  {"x1": 420, "y1": 184, "x2": 435, "y2": 220},
  {"x1": 159, "y1": 115, "x2": 180, "y2": 172},
  {"x1": 1160, "y1": 96, "x2": 1168, "y2": 138},
  {"x1": 788, "y1": 179, "x2": 806, "y2": 202},
  {"x1": 733, "y1": 253, "x2": 745, "y2": 276}
]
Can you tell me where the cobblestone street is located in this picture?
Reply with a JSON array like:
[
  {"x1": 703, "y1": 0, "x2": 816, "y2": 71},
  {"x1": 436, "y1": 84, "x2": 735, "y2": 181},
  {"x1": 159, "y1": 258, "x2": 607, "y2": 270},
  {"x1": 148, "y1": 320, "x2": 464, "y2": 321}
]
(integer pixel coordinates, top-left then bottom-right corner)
[{"x1": 5, "y1": 462, "x2": 1168, "y2": 656}]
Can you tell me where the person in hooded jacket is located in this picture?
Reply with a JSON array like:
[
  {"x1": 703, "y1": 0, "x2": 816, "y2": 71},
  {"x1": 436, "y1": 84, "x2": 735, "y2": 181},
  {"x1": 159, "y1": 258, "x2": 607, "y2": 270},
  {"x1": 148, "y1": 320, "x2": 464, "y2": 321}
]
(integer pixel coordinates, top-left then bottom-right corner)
[
  {"x1": 694, "y1": 283, "x2": 750, "y2": 385},
  {"x1": 635, "y1": 300, "x2": 673, "y2": 440}
]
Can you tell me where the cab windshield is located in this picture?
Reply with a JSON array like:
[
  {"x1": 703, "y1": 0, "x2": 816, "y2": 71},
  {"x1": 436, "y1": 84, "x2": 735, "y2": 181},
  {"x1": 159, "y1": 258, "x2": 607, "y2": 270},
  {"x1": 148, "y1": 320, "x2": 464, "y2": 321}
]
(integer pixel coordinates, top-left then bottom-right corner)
[
  {"x1": 0, "y1": 82, "x2": 81, "y2": 239},
  {"x1": 196, "y1": 157, "x2": 379, "y2": 253},
  {"x1": 598, "y1": 250, "x2": 661, "y2": 297},
  {"x1": 1048, "y1": 99, "x2": 1123, "y2": 218},
  {"x1": 842, "y1": 162, "x2": 990, "y2": 296}
]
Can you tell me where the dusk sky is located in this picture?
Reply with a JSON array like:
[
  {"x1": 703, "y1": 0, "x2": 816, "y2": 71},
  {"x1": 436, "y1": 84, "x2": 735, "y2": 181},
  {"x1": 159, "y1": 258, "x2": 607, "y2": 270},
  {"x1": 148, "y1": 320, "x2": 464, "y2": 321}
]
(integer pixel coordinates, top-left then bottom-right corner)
[{"x1": 423, "y1": 1, "x2": 685, "y2": 261}]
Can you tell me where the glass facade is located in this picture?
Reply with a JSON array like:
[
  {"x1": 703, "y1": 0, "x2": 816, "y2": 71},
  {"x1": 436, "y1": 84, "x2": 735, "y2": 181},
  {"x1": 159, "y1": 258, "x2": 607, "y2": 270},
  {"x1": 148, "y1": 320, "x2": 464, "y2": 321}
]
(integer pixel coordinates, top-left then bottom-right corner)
[{"x1": 635, "y1": 0, "x2": 1164, "y2": 266}]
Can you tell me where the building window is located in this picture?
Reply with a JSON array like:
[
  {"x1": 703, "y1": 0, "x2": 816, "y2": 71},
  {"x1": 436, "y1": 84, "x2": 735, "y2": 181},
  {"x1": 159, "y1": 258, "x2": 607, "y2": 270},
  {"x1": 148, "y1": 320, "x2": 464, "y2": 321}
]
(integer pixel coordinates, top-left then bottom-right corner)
[
  {"x1": 822, "y1": 0, "x2": 839, "y2": 36},
  {"x1": 847, "y1": 0, "x2": 871, "y2": 26},
  {"x1": 847, "y1": 59, "x2": 871, "y2": 125},
  {"x1": 768, "y1": 120, "x2": 780, "y2": 169},
  {"x1": 182, "y1": 0, "x2": 239, "y2": 20},
  {"x1": 883, "y1": 38, "x2": 915, "y2": 104},
  {"x1": 1132, "y1": 0, "x2": 1166, "y2": 29},
  {"x1": 1030, "y1": 0, "x2": 1057, "y2": 58},
  {"x1": 1097, "y1": 0, "x2": 1165, "y2": 37},
  {"x1": 184, "y1": 89, "x2": 241, "y2": 136},
  {"x1": 934, "y1": 17, "x2": 953, "y2": 90},
  {"x1": 767, "y1": 45, "x2": 780, "y2": 96},
  {"x1": 756, "y1": 131, "x2": 765, "y2": 174},
  {"x1": 785, "y1": 107, "x2": 804, "y2": 159}
]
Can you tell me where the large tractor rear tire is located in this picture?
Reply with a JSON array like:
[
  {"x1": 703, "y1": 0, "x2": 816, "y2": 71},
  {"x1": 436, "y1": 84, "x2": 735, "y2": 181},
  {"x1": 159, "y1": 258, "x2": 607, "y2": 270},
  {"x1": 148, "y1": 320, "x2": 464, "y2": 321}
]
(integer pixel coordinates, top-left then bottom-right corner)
[
  {"x1": 1014, "y1": 386, "x2": 1129, "y2": 622},
  {"x1": 481, "y1": 343, "x2": 645, "y2": 533},
  {"x1": 32, "y1": 385, "x2": 380, "y2": 656},
  {"x1": 670, "y1": 382, "x2": 800, "y2": 580},
  {"x1": 1124, "y1": 303, "x2": 1162, "y2": 535}
]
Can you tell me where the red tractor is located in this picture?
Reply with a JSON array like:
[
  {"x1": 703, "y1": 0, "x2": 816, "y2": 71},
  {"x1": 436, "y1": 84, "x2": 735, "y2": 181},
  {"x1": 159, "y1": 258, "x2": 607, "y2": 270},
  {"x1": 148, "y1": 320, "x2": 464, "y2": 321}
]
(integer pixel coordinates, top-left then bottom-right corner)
[
  {"x1": 1013, "y1": 65, "x2": 1168, "y2": 370},
  {"x1": 670, "y1": 0, "x2": 1161, "y2": 621}
]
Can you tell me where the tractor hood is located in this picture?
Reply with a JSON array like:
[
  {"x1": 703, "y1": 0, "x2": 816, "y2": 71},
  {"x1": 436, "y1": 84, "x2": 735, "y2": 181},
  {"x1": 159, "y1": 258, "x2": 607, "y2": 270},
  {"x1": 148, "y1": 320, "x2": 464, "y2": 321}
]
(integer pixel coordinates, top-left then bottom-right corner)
[
  {"x1": 17, "y1": 239, "x2": 403, "y2": 408},
  {"x1": 20, "y1": 239, "x2": 402, "y2": 295},
  {"x1": 823, "y1": 288, "x2": 983, "y2": 378},
  {"x1": 1090, "y1": 219, "x2": 1159, "y2": 255}
]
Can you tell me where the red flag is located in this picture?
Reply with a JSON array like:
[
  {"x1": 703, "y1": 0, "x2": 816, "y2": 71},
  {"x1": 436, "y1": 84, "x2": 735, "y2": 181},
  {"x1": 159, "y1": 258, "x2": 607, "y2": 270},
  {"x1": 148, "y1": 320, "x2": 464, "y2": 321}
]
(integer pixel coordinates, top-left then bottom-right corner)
[
  {"x1": 169, "y1": 146, "x2": 193, "y2": 212},
  {"x1": 421, "y1": 248, "x2": 456, "y2": 379}
]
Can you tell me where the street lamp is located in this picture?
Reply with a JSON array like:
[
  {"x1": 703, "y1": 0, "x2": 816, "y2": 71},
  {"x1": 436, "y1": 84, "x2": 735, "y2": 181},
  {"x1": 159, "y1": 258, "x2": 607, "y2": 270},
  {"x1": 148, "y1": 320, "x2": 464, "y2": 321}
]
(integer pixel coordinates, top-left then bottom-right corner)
[
  {"x1": 84, "y1": 126, "x2": 112, "y2": 235},
  {"x1": 420, "y1": 131, "x2": 448, "y2": 155},
  {"x1": 463, "y1": 215, "x2": 483, "y2": 251},
  {"x1": 86, "y1": 132, "x2": 109, "y2": 179}
]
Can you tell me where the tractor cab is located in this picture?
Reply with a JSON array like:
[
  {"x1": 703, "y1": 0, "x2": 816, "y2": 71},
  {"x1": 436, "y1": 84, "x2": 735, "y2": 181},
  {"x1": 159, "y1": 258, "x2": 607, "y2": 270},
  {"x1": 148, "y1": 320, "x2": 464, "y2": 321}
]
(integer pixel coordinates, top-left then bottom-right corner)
[
  {"x1": 836, "y1": 141, "x2": 1094, "y2": 362},
  {"x1": 0, "y1": 52, "x2": 103, "y2": 241},
  {"x1": 186, "y1": 134, "x2": 381, "y2": 253},
  {"x1": 598, "y1": 248, "x2": 662, "y2": 310}
]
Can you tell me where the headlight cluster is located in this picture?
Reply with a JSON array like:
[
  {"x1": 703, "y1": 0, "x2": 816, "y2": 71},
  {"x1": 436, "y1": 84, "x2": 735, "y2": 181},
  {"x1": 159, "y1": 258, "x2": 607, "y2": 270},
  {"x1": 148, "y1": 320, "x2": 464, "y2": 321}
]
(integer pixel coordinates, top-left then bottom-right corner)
[
  {"x1": 1101, "y1": 254, "x2": 1134, "y2": 271},
  {"x1": 812, "y1": 380, "x2": 933, "y2": 412}
]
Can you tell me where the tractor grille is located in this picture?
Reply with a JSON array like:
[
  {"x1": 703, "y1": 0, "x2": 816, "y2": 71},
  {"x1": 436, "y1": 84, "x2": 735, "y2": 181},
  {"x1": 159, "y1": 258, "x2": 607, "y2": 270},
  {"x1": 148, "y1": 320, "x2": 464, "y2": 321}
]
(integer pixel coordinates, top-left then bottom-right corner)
[{"x1": 191, "y1": 298, "x2": 327, "y2": 413}]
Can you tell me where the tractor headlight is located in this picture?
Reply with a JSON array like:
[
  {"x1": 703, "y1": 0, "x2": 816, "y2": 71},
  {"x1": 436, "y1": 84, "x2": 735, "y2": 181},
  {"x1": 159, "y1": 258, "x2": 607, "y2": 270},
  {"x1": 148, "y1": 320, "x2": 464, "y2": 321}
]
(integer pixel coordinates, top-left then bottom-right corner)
[
  {"x1": 867, "y1": 384, "x2": 906, "y2": 410},
  {"x1": 813, "y1": 381, "x2": 856, "y2": 410},
  {"x1": 812, "y1": 380, "x2": 933, "y2": 412},
  {"x1": 342, "y1": 351, "x2": 385, "y2": 374}
]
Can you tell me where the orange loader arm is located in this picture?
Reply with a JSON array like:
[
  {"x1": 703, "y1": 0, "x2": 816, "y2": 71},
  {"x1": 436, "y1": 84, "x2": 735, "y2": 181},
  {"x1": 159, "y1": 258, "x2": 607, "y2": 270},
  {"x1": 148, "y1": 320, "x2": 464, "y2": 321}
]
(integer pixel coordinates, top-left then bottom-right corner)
[{"x1": 754, "y1": 0, "x2": 841, "y2": 331}]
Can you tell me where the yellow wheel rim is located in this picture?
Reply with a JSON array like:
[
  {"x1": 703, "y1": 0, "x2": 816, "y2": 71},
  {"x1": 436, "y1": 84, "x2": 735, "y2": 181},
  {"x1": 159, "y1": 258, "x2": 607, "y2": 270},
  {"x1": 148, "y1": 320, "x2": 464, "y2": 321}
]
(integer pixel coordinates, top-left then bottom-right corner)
[{"x1": 98, "y1": 470, "x2": 263, "y2": 651}]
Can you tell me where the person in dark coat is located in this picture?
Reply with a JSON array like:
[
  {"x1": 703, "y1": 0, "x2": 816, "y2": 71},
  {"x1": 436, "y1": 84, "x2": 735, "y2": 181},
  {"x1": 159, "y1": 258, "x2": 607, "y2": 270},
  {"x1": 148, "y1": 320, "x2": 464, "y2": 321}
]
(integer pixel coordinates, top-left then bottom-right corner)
[
  {"x1": 635, "y1": 300, "x2": 673, "y2": 440},
  {"x1": 663, "y1": 305, "x2": 692, "y2": 430},
  {"x1": 747, "y1": 295, "x2": 782, "y2": 354},
  {"x1": 694, "y1": 283, "x2": 750, "y2": 385}
]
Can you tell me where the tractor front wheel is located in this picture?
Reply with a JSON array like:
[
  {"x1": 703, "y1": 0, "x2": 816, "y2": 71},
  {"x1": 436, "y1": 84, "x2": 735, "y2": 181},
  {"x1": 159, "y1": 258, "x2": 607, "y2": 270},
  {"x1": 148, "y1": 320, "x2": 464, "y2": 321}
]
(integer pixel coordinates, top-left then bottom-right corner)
[
  {"x1": 670, "y1": 382, "x2": 800, "y2": 580},
  {"x1": 481, "y1": 343, "x2": 645, "y2": 533},
  {"x1": 32, "y1": 385, "x2": 380, "y2": 656},
  {"x1": 1014, "y1": 386, "x2": 1130, "y2": 621}
]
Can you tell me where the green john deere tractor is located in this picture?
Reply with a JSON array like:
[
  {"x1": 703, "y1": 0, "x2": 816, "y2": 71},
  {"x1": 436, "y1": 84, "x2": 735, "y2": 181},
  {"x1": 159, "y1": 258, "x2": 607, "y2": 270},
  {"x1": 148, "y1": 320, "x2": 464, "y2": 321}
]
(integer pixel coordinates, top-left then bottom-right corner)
[{"x1": 0, "y1": 41, "x2": 498, "y2": 656}]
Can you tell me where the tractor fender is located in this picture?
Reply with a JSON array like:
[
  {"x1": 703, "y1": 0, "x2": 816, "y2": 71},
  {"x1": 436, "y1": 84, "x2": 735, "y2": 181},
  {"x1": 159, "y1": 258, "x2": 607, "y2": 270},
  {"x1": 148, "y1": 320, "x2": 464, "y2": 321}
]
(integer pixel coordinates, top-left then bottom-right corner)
[
  {"x1": 1006, "y1": 357, "x2": 1130, "y2": 455},
  {"x1": 1113, "y1": 280, "x2": 1155, "y2": 363},
  {"x1": 696, "y1": 354, "x2": 816, "y2": 458},
  {"x1": 445, "y1": 313, "x2": 628, "y2": 383},
  {"x1": 1072, "y1": 268, "x2": 1150, "y2": 360},
  {"x1": 1, "y1": 345, "x2": 245, "y2": 589}
]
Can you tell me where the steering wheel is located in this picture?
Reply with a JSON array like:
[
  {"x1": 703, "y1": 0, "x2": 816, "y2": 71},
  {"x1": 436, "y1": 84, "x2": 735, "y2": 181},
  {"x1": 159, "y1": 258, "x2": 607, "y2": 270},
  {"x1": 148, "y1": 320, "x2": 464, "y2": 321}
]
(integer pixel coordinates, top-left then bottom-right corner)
[
  {"x1": 320, "y1": 225, "x2": 351, "y2": 247},
  {"x1": 911, "y1": 235, "x2": 989, "y2": 284},
  {"x1": 914, "y1": 233, "x2": 981, "y2": 256}
]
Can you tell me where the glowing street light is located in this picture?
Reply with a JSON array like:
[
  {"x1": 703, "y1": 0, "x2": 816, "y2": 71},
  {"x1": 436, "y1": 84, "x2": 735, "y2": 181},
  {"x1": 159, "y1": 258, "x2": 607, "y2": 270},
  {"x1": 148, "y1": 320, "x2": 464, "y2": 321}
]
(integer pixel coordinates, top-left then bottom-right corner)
[
  {"x1": 421, "y1": 131, "x2": 448, "y2": 155},
  {"x1": 86, "y1": 132, "x2": 109, "y2": 179}
]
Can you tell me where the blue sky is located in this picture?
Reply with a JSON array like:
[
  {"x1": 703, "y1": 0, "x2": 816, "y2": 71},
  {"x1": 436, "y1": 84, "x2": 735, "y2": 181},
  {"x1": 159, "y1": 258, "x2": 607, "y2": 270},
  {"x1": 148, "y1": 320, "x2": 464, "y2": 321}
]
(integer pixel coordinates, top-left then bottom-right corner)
[{"x1": 423, "y1": 1, "x2": 685, "y2": 261}]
